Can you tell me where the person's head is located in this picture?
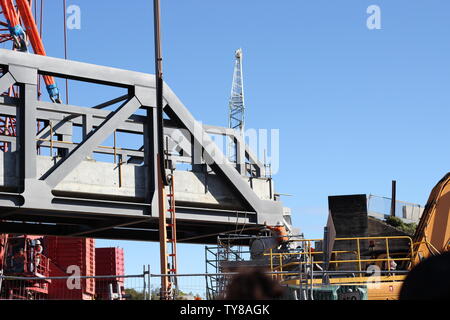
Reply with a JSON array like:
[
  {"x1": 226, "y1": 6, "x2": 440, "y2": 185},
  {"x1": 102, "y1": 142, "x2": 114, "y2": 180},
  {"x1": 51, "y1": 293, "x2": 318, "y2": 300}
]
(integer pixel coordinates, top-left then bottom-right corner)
[
  {"x1": 222, "y1": 267, "x2": 285, "y2": 300},
  {"x1": 400, "y1": 252, "x2": 450, "y2": 300}
]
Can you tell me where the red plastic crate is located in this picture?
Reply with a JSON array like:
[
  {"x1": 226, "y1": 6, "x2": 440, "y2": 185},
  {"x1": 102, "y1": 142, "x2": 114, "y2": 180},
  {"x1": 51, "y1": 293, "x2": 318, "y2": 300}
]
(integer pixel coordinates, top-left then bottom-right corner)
[
  {"x1": 95, "y1": 247, "x2": 125, "y2": 300},
  {"x1": 45, "y1": 236, "x2": 95, "y2": 299},
  {"x1": 95, "y1": 247, "x2": 124, "y2": 277}
]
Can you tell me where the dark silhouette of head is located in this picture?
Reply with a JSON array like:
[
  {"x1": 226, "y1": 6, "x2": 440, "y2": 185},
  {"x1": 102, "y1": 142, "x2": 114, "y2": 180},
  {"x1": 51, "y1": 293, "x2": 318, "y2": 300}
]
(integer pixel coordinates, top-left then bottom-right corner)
[
  {"x1": 400, "y1": 252, "x2": 450, "y2": 300},
  {"x1": 222, "y1": 267, "x2": 285, "y2": 300}
]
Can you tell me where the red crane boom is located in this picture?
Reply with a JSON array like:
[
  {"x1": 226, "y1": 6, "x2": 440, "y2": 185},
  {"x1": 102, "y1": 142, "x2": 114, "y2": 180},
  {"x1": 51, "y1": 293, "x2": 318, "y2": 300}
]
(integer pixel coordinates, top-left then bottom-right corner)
[{"x1": 0, "y1": 0, "x2": 61, "y2": 102}]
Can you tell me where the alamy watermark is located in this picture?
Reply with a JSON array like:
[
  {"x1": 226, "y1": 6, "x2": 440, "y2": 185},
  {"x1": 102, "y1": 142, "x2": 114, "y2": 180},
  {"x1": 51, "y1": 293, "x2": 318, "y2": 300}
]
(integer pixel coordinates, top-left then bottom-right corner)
[
  {"x1": 66, "y1": 265, "x2": 81, "y2": 290},
  {"x1": 66, "y1": 4, "x2": 81, "y2": 30},
  {"x1": 367, "y1": 5, "x2": 381, "y2": 30},
  {"x1": 167, "y1": 122, "x2": 280, "y2": 175}
]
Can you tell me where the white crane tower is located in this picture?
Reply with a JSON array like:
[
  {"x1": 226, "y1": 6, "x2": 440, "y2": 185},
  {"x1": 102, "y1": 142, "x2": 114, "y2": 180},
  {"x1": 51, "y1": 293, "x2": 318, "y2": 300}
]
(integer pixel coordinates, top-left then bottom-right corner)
[{"x1": 228, "y1": 48, "x2": 245, "y2": 161}]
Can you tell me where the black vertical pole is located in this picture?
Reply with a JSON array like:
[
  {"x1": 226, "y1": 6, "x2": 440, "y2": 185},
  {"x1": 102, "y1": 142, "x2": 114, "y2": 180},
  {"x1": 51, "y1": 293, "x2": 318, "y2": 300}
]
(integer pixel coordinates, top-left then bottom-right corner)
[
  {"x1": 322, "y1": 226, "x2": 330, "y2": 285},
  {"x1": 390, "y1": 180, "x2": 396, "y2": 217},
  {"x1": 154, "y1": 0, "x2": 168, "y2": 187},
  {"x1": 154, "y1": 0, "x2": 169, "y2": 300}
]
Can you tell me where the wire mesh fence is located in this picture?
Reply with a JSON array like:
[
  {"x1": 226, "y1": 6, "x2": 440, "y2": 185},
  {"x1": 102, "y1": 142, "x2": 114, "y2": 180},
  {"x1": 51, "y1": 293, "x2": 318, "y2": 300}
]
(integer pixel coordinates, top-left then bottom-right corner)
[
  {"x1": 0, "y1": 270, "x2": 401, "y2": 300},
  {"x1": 0, "y1": 274, "x2": 147, "y2": 300},
  {"x1": 367, "y1": 194, "x2": 424, "y2": 224},
  {"x1": 0, "y1": 273, "x2": 216, "y2": 300}
]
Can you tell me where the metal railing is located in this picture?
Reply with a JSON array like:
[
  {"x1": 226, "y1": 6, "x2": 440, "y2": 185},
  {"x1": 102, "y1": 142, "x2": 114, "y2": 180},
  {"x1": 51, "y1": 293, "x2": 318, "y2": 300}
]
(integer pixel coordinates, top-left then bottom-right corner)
[
  {"x1": 0, "y1": 273, "x2": 147, "y2": 300},
  {"x1": 367, "y1": 194, "x2": 424, "y2": 224},
  {"x1": 265, "y1": 236, "x2": 414, "y2": 280}
]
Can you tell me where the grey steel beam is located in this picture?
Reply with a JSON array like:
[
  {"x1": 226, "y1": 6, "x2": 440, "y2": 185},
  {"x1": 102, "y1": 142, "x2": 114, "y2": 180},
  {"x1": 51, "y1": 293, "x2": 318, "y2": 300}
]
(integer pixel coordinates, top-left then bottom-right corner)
[
  {"x1": 67, "y1": 218, "x2": 150, "y2": 237},
  {"x1": 0, "y1": 49, "x2": 157, "y2": 88},
  {"x1": 163, "y1": 85, "x2": 284, "y2": 224},
  {"x1": 20, "y1": 83, "x2": 38, "y2": 189},
  {"x1": 145, "y1": 106, "x2": 160, "y2": 216},
  {"x1": 0, "y1": 72, "x2": 15, "y2": 92},
  {"x1": 0, "y1": 50, "x2": 289, "y2": 240},
  {"x1": 38, "y1": 101, "x2": 146, "y2": 133},
  {"x1": 0, "y1": 95, "x2": 19, "y2": 106},
  {"x1": 92, "y1": 94, "x2": 129, "y2": 109},
  {"x1": 42, "y1": 97, "x2": 142, "y2": 188},
  {"x1": 203, "y1": 124, "x2": 264, "y2": 175},
  {"x1": 0, "y1": 222, "x2": 79, "y2": 237}
]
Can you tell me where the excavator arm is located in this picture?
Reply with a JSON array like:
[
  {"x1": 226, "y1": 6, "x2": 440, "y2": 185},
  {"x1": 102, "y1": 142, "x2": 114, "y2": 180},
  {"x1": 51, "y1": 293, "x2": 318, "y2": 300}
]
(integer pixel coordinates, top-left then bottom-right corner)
[{"x1": 412, "y1": 172, "x2": 450, "y2": 266}]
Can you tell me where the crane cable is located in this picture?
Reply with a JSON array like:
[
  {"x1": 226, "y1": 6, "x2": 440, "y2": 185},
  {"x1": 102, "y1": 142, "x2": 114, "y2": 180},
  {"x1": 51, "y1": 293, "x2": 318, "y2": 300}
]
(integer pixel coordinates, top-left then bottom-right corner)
[{"x1": 62, "y1": 0, "x2": 68, "y2": 104}]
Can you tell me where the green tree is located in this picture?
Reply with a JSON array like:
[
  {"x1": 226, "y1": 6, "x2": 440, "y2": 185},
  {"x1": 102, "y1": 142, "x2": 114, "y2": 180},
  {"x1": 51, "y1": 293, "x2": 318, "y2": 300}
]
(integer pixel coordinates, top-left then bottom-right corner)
[
  {"x1": 385, "y1": 216, "x2": 417, "y2": 235},
  {"x1": 124, "y1": 288, "x2": 145, "y2": 300}
]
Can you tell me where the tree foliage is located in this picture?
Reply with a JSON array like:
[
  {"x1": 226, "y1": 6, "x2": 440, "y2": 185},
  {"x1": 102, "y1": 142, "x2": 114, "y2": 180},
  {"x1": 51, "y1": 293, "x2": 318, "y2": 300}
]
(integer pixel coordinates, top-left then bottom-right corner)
[{"x1": 385, "y1": 216, "x2": 417, "y2": 235}]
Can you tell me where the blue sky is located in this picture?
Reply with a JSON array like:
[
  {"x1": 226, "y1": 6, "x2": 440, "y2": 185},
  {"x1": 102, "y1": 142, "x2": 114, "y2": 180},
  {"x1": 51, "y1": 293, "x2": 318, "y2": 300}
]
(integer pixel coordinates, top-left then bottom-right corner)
[{"x1": 10, "y1": 0, "x2": 450, "y2": 277}]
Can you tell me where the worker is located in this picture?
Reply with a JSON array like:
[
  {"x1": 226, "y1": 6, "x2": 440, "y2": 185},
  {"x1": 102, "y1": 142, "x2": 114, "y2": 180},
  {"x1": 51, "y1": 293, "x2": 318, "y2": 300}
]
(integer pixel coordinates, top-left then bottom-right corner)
[
  {"x1": 389, "y1": 259, "x2": 397, "y2": 271},
  {"x1": 34, "y1": 240, "x2": 43, "y2": 272},
  {"x1": 382, "y1": 257, "x2": 397, "y2": 273},
  {"x1": 267, "y1": 225, "x2": 289, "y2": 244}
]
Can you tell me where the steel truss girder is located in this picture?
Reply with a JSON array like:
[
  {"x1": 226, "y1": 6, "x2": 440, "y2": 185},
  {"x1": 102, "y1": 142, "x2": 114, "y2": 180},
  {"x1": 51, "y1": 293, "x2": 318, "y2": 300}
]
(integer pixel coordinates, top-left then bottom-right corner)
[{"x1": 0, "y1": 49, "x2": 287, "y2": 243}]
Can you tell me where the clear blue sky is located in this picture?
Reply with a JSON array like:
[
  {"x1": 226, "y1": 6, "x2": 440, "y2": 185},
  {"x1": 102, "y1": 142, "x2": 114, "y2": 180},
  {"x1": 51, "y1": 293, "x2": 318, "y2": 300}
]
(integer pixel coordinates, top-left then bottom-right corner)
[{"x1": 12, "y1": 0, "x2": 450, "y2": 276}]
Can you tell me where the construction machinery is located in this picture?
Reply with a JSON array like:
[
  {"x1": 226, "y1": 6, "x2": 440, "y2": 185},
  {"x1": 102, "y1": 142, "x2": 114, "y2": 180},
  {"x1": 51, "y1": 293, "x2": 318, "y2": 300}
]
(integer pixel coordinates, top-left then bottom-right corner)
[
  {"x1": 0, "y1": 1, "x2": 292, "y2": 302},
  {"x1": 0, "y1": 0, "x2": 61, "y2": 102},
  {"x1": 227, "y1": 48, "x2": 245, "y2": 163},
  {"x1": 228, "y1": 48, "x2": 245, "y2": 134},
  {"x1": 0, "y1": 235, "x2": 51, "y2": 299},
  {"x1": 2, "y1": 1, "x2": 445, "y2": 302},
  {"x1": 411, "y1": 173, "x2": 450, "y2": 265},
  {"x1": 205, "y1": 173, "x2": 450, "y2": 300}
]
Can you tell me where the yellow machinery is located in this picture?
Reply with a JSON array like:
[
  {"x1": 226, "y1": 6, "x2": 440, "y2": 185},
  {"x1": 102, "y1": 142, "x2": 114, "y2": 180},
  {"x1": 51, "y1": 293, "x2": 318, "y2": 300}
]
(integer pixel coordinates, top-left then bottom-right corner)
[
  {"x1": 412, "y1": 173, "x2": 450, "y2": 265},
  {"x1": 265, "y1": 172, "x2": 450, "y2": 300},
  {"x1": 265, "y1": 236, "x2": 409, "y2": 300}
]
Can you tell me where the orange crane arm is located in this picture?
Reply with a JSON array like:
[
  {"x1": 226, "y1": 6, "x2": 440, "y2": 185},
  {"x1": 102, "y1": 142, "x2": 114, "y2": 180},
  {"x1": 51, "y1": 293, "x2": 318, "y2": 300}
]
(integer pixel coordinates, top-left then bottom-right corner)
[
  {"x1": 0, "y1": 0, "x2": 24, "y2": 48},
  {"x1": 412, "y1": 173, "x2": 450, "y2": 266},
  {"x1": 0, "y1": 0, "x2": 61, "y2": 103},
  {"x1": 15, "y1": 0, "x2": 45, "y2": 55},
  {"x1": 0, "y1": 0, "x2": 20, "y2": 27}
]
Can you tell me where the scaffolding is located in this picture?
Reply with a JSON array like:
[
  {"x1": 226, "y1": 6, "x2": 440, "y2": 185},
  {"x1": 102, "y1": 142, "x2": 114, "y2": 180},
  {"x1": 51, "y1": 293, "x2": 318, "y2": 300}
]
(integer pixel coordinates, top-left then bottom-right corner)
[{"x1": 205, "y1": 234, "x2": 248, "y2": 299}]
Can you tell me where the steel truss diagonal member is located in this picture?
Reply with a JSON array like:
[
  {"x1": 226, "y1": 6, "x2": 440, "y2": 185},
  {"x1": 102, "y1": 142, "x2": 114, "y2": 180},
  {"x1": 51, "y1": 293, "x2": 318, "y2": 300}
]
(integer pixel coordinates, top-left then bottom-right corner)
[
  {"x1": 0, "y1": 71, "x2": 15, "y2": 92},
  {"x1": 42, "y1": 97, "x2": 142, "y2": 189}
]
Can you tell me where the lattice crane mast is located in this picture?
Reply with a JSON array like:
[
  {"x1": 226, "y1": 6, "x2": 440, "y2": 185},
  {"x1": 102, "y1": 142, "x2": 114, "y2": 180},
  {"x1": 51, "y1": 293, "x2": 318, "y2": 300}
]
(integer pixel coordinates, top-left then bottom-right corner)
[
  {"x1": 228, "y1": 48, "x2": 245, "y2": 132},
  {"x1": 227, "y1": 48, "x2": 245, "y2": 162}
]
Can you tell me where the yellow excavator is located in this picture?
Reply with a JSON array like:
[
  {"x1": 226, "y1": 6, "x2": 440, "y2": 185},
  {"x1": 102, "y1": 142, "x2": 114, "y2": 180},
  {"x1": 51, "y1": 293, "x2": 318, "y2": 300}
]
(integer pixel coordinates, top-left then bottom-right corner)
[
  {"x1": 411, "y1": 172, "x2": 450, "y2": 265},
  {"x1": 274, "y1": 173, "x2": 450, "y2": 300},
  {"x1": 368, "y1": 172, "x2": 450, "y2": 299}
]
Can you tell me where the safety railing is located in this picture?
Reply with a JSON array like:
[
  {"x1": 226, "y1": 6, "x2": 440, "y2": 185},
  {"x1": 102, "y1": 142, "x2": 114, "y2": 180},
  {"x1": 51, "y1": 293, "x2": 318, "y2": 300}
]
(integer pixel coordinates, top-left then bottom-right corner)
[
  {"x1": 367, "y1": 194, "x2": 424, "y2": 224},
  {"x1": 34, "y1": 254, "x2": 50, "y2": 277},
  {"x1": 265, "y1": 236, "x2": 414, "y2": 280}
]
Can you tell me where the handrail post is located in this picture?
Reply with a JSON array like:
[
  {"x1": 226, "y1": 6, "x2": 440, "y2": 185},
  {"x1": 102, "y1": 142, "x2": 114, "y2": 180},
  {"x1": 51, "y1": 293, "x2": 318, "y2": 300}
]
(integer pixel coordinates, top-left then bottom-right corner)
[
  {"x1": 356, "y1": 238, "x2": 362, "y2": 276},
  {"x1": 386, "y1": 238, "x2": 391, "y2": 272},
  {"x1": 269, "y1": 248, "x2": 274, "y2": 279},
  {"x1": 279, "y1": 254, "x2": 283, "y2": 281},
  {"x1": 409, "y1": 237, "x2": 414, "y2": 266}
]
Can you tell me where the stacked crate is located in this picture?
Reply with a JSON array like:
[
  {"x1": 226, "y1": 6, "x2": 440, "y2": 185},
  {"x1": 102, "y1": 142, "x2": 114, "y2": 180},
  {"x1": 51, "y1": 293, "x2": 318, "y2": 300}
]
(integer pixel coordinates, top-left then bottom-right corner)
[
  {"x1": 95, "y1": 247, "x2": 125, "y2": 300},
  {"x1": 0, "y1": 234, "x2": 7, "y2": 270},
  {"x1": 44, "y1": 237, "x2": 95, "y2": 300}
]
